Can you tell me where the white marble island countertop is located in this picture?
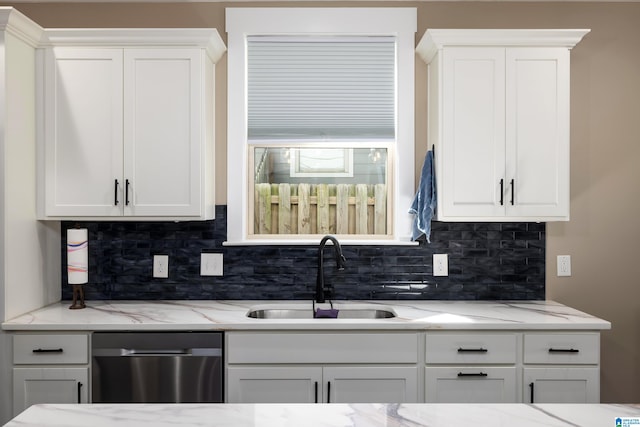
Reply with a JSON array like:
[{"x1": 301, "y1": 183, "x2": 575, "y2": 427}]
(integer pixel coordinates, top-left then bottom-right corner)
[
  {"x1": 1, "y1": 300, "x2": 610, "y2": 331},
  {"x1": 6, "y1": 403, "x2": 640, "y2": 427}
]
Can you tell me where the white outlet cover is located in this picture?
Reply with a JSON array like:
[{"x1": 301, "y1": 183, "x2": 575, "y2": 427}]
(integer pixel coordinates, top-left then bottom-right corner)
[
  {"x1": 557, "y1": 255, "x2": 572, "y2": 277},
  {"x1": 201, "y1": 253, "x2": 223, "y2": 276},
  {"x1": 153, "y1": 255, "x2": 169, "y2": 278},
  {"x1": 433, "y1": 254, "x2": 448, "y2": 277}
]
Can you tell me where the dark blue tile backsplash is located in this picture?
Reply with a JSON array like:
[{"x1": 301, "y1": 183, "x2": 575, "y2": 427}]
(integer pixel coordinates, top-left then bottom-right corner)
[{"x1": 61, "y1": 205, "x2": 545, "y2": 301}]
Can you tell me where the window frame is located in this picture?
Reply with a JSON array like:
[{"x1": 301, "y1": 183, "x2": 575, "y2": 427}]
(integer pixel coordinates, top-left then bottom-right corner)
[
  {"x1": 289, "y1": 148, "x2": 355, "y2": 178},
  {"x1": 225, "y1": 7, "x2": 417, "y2": 245}
]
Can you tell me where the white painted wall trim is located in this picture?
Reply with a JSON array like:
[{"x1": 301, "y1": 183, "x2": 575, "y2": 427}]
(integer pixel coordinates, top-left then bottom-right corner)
[{"x1": 225, "y1": 7, "x2": 417, "y2": 245}]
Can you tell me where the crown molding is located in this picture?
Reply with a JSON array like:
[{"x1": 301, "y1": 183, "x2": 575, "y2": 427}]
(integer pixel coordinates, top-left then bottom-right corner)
[
  {"x1": 40, "y1": 28, "x2": 226, "y2": 61},
  {"x1": 0, "y1": 7, "x2": 43, "y2": 47},
  {"x1": 417, "y1": 29, "x2": 591, "y2": 63}
]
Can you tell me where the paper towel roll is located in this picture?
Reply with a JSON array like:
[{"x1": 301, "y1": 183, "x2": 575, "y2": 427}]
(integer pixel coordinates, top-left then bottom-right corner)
[{"x1": 67, "y1": 228, "x2": 88, "y2": 285}]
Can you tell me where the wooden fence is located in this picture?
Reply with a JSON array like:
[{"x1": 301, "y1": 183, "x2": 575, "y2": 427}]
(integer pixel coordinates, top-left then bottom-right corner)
[{"x1": 254, "y1": 183, "x2": 387, "y2": 235}]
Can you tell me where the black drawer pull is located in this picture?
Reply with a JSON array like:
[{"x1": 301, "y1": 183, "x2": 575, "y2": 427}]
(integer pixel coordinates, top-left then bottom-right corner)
[
  {"x1": 32, "y1": 348, "x2": 64, "y2": 353},
  {"x1": 457, "y1": 347, "x2": 488, "y2": 353},
  {"x1": 499, "y1": 179, "x2": 504, "y2": 206},
  {"x1": 457, "y1": 372, "x2": 488, "y2": 377},
  {"x1": 77, "y1": 382, "x2": 83, "y2": 403},
  {"x1": 549, "y1": 348, "x2": 580, "y2": 353}
]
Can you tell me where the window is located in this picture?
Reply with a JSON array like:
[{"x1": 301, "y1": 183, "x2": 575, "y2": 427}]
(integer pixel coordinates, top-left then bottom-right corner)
[
  {"x1": 289, "y1": 148, "x2": 354, "y2": 178},
  {"x1": 226, "y1": 8, "x2": 416, "y2": 244}
]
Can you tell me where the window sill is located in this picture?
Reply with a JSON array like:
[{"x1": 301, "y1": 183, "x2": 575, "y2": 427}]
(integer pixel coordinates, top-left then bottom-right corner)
[{"x1": 222, "y1": 238, "x2": 419, "y2": 247}]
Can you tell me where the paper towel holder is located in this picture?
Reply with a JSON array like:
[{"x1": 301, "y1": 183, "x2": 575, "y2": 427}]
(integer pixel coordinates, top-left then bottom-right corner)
[{"x1": 69, "y1": 285, "x2": 86, "y2": 310}]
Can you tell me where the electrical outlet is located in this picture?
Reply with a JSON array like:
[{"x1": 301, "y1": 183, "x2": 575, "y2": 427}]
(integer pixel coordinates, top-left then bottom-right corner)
[
  {"x1": 557, "y1": 255, "x2": 571, "y2": 277},
  {"x1": 433, "y1": 254, "x2": 448, "y2": 277},
  {"x1": 201, "y1": 253, "x2": 223, "y2": 276},
  {"x1": 153, "y1": 255, "x2": 169, "y2": 278}
]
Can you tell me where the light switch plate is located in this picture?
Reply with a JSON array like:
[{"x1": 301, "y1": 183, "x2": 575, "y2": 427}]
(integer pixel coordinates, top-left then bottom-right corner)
[
  {"x1": 433, "y1": 254, "x2": 448, "y2": 277},
  {"x1": 153, "y1": 255, "x2": 169, "y2": 278},
  {"x1": 201, "y1": 253, "x2": 223, "y2": 276}
]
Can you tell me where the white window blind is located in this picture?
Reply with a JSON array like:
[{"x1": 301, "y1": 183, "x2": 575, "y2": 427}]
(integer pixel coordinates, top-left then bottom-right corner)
[{"x1": 247, "y1": 36, "x2": 396, "y2": 141}]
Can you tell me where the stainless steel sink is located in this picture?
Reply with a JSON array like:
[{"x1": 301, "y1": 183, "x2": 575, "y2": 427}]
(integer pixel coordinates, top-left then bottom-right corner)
[{"x1": 246, "y1": 304, "x2": 396, "y2": 319}]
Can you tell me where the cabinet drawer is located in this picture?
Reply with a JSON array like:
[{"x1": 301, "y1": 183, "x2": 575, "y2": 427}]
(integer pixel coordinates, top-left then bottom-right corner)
[
  {"x1": 425, "y1": 333, "x2": 517, "y2": 364},
  {"x1": 524, "y1": 333, "x2": 599, "y2": 365},
  {"x1": 425, "y1": 366, "x2": 517, "y2": 403},
  {"x1": 13, "y1": 334, "x2": 89, "y2": 364},
  {"x1": 227, "y1": 332, "x2": 417, "y2": 364}
]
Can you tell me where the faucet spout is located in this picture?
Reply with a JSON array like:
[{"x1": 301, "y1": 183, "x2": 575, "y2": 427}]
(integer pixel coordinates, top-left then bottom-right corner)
[{"x1": 315, "y1": 235, "x2": 346, "y2": 304}]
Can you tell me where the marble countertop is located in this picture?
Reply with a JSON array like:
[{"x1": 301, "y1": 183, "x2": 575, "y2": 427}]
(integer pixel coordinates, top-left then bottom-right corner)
[
  {"x1": 6, "y1": 403, "x2": 640, "y2": 427},
  {"x1": 1, "y1": 300, "x2": 610, "y2": 331}
]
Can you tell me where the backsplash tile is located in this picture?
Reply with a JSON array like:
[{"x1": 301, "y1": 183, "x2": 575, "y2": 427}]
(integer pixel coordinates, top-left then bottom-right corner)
[{"x1": 61, "y1": 206, "x2": 545, "y2": 301}]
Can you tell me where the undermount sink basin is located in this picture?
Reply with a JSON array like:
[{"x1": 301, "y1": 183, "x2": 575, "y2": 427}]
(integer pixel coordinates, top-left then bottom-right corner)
[{"x1": 246, "y1": 304, "x2": 396, "y2": 319}]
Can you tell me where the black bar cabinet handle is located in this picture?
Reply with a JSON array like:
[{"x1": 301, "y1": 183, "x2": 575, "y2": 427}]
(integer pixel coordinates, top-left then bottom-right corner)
[
  {"x1": 510, "y1": 179, "x2": 515, "y2": 205},
  {"x1": 77, "y1": 382, "x2": 83, "y2": 403},
  {"x1": 125, "y1": 179, "x2": 130, "y2": 206},
  {"x1": 548, "y1": 348, "x2": 580, "y2": 353},
  {"x1": 457, "y1": 372, "x2": 488, "y2": 377},
  {"x1": 314, "y1": 381, "x2": 318, "y2": 403},
  {"x1": 32, "y1": 348, "x2": 64, "y2": 353},
  {"x1": 529, "y1": 382, "x2": 535, "y2": 403},
  {"x1": 327, "y1": 381, "x2": 331, "y2": 404},
  {"x1": 114, "y1": 179, "x2": 119, "y2": 206},
  {"x1": 499, "y1": 179, "x2": 504, "y2": 206},
  {"x1": 457, "y1": 347, "x2": 488, "y2": 353}
]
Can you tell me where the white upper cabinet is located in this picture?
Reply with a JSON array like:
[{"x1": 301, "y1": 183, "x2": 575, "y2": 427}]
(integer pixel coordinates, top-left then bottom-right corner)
[
  {"x1": 417, "y1": 29, "x2": 589, "y2": 222},
  {"x1": 43, "y1": 48, "x2": 124, "y2": 217},
  {"x1": 38, "y1": 29, "x2": 225, "y2": 220},
  {"x1": 123, "y1": 49, "x2": 203, "y2": 217}
]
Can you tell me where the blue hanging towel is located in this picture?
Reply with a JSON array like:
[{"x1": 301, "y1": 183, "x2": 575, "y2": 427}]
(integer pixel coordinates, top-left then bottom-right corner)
[{"x1": 409, "y1": 150, "x2": 437, "y2": 242}]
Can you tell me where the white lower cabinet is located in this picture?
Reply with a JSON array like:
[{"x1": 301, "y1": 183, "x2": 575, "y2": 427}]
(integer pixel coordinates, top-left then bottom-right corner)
[
  {"x1": 424, "y1": 332, "x2": 518, "y2": 403},
  {"x1": 227, "y1": 366, "x2": 321, "y2": 403},
  {"x1": 523, "y1": 367, "x2": 599, "y2": 403},
  {"x1": 12, "y1": 333, "x2": 90, "y2": 415},
  {"x1": 13, "y1": 367, "x2": 89, "y2": 413},
  {"x1": 423, "y1": 331, "x2": 602, "y2": 403},
  {"x1": 227, "y1": 365, "x2": 418, "y2": 404},
  {"x1": 425, "y1": 367, "x2": 517, "y2": 403},
  {"x1": 522, "y1": 332, "x2": 601, "y2": 403},
  {"x1": 225, "y1": 332, "x2": 419, "y2": 404},
  {"x1": 226, "y1": 330, "x2": 603, "y2": 404},
  {"x1": 325, "y1": 366, "x2": 418, "y2": 404}
]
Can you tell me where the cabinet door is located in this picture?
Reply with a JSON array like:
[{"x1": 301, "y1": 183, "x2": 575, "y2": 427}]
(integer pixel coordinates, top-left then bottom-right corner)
[
  {"x1": 324, "y1": 366, "x2": 418, "y2": 404},
  {"x1": 506, "y1": 48, "x2": 570, "y2": 219},
  {"x1": 440, "y1": 47, "x2": 506, "y2": 218},
  {"x1": 226, "y1": 366, "x2": 322, "y2": 403},
  {"x1": 44, "y1": 48, "x2": 123, "y2": 217},
  {"x1": 524, "y1": 367, "x2": 599, "y2": 403},
  {"x1": 13, "y1": 367, "x2": 88, "y2": 416},
  {"x1": 123, "y1": 49, "x2": 202, "y2": 217},
  {"x1": 425, "y1": 367, "x2": 517, "y2": 403}
]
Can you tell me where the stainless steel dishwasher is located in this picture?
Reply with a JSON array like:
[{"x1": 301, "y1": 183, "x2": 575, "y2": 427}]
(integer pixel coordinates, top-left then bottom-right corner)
[{"x1": 91, "y1": 332, "x2": 223, "y2": 403}]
